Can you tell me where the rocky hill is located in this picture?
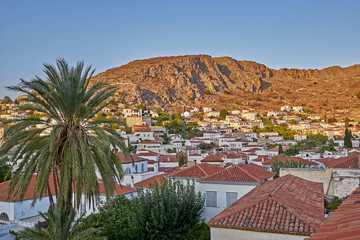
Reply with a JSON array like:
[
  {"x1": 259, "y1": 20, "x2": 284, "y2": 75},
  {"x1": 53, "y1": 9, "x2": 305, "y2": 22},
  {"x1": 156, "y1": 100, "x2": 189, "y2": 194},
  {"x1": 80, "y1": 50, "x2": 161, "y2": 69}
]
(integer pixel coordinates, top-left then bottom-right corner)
[{"x1": 91, "y1": 55, "x2": 360, "y2": 119}]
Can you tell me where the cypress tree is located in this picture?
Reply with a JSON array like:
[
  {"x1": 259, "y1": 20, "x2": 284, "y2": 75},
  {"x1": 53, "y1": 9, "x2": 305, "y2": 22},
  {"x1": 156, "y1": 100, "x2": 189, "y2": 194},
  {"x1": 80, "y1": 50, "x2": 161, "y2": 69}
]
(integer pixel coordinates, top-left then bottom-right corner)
[
  {"x1": 344, "y1": 128, "x2": 353, "y2": 148},
  {"x1": 278, "y1": 144, "x2": 283, "y2": 154}
]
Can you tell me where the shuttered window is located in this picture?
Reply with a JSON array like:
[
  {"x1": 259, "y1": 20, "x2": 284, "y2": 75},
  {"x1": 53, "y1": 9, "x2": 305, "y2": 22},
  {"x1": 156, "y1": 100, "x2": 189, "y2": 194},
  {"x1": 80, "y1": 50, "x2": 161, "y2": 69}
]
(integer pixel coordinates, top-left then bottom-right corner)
[
  {"x1": 226, "y1": 192, "x2": 238, "y2": 207},
  {"x1": 206, "y1": 191, "x2": 217, "y2": 207}
]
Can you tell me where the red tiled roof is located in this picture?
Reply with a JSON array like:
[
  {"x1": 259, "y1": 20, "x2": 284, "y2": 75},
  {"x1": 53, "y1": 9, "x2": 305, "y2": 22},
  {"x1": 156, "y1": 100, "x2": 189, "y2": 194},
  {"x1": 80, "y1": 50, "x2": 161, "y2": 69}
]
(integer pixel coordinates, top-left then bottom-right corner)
[
  {"x1": 208, "y1": 175, "x2": 324, "y2": 235},
  {"x1": 167, "y1": 163, "x2": 223, "y2": 179},
  {"x1": 201, "y1": 154, "x2": 224, "y2": 163},
  {"x1": 134, "y1": 174, "x2": 168, "y2": 188},
  {"x1": 98, "y1": 181, "x2": 136, "y2": 195},
  {"x1": 252, "y1": 155, "x2": 271, "y2": 163},
  {"x1": 264, "y1": 154, "x2": 316, "y2": 165},
  {"x1": 116, "y1": 152, "x2": 147, "y2": 163},
  {"x1": 0, "y1": 174, "x2": 136, "y2": 202},
  {"x1": 317, "y1": 154, "x2": 359, "y2": 168},
  {"x1": 136, "y1": 152, "x2": 158, "y2": 157},
  {"x1": 243, "y1": 148, "x2": 262, "y2": 153},
  {"x1": 305, "y1": 187, "x2": 360, "y2": 240},
  {"x1": 158, "y1": 155, "x2": 177, "y2": 162},
  {"x1": 226, "y1": 153, "x2": 247, "y2": 159},
  {"x1": 199, "y1": 164, "x2": 274, "y2": 183}
]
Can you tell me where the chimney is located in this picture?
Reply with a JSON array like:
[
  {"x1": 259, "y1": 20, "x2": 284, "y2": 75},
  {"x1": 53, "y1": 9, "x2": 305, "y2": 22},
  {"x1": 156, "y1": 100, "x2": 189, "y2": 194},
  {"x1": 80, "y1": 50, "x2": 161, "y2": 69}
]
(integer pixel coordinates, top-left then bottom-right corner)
[
  {"x1": 262, "y1": 157, "x2": 264, "y2": 163},
  {"x1": 131, "y1": 175, "x2": 134, "y2": 188}
]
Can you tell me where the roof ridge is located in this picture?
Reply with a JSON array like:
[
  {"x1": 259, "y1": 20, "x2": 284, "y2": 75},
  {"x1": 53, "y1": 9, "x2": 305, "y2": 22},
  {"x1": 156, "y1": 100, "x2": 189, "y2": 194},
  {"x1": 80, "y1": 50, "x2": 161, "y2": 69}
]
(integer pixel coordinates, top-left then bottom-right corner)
[
  {"x1": 235, "y1": 164, "x2": 261, "y2": 182},
  {"x1": 209, "y1": 196, "x2": 316, "y2": 233},
  {"x1": 200, "y1": 165, "x2": 228, "y2": 180},
  {"x1": 269, "y1": 174, "x2": 291, "y2": 197},
  {"x1": 167, "y1": 163, "x2": 197, "y2": 177},
  {"x1": 197, "y1": 164, "x2": 209, "y2": 176}
]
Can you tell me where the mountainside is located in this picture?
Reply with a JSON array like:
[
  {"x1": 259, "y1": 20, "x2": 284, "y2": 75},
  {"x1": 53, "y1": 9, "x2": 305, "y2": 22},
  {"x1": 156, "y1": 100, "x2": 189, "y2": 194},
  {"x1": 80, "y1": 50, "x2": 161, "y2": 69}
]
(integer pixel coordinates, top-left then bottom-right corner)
[{"x1": 91, "y1": 55, "x2": 360, "y2": 119}]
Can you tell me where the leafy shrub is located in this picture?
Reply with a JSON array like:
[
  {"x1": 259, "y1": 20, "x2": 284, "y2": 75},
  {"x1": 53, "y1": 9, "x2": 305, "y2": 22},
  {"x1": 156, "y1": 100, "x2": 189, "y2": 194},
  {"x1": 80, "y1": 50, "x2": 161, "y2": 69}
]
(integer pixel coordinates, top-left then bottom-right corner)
[{"x1": 84, "y1": 181, "x2": 205, "y2": 240}]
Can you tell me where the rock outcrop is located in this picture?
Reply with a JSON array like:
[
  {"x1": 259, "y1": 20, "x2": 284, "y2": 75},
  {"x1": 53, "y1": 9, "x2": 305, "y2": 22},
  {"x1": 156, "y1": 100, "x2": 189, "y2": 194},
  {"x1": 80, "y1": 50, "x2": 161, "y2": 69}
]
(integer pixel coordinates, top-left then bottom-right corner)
[{"x1": 91, "y1": 55, "x2": 360, "y2": 119}]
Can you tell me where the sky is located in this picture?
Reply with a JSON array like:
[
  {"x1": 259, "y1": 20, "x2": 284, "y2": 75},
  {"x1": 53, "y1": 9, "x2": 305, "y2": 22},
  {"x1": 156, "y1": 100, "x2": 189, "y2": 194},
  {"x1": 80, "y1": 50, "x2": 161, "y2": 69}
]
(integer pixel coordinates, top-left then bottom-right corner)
[{"x1": 0, "y1": 0, "x2": 359, "y2": 99}]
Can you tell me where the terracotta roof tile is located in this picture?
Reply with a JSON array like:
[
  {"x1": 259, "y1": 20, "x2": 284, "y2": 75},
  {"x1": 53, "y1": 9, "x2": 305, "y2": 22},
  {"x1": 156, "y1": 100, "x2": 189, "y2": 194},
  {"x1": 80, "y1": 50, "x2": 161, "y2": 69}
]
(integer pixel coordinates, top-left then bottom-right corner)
[
  {"x1": 158, "y1": 155, "x2": 177, "y2": 162},
  {"x1": 0, "y1": 174, "x2": 136, "y2": 202},
  {"x1": 167, "y1": 163, "x2": 223, "y2": 179},
  {"x1": 264, "y1": 154, "x2": 316, "y2": 165},
  {"x1": 201, "y1": 154, "x2": 224, "y2": 163},
  {"x1": 317, "y1": 154, "x2": 359, "y2": 168},
  {"x1": 134, "y1": 174, "x2": 168, "y2": 188},
  {"x1": 199, "y1": 164, "x2": 274, "y2": 183},
  {"x1": 305, "y1": 187, "x2": 360, "y2": 240},
  {"x1": 208, "y1": 175, "x2": 324, "y2": 235},
  {"x1": 116, "y1": 152, "x2": 147, "y2": 163}
]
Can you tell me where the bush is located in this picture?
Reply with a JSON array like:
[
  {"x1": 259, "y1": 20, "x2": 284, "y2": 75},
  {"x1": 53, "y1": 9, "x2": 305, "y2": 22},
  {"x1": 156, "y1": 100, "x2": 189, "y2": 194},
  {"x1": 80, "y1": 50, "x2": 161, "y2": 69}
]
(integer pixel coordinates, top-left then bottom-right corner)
[
  {"x1": 183, "y1": 221, "x2": 210, "y2": 240},
  {"x1": 132, "y1": 180, "x2": 205, "y2": 240},
  {"x1": 83, "y1": 195, "x2": 142, "y2": 240},
  {"x1": 84, "y1": 181, "x2": 205, "y2": 240},
  {"x1": 271, "y1": 160, "x2": 308, "y2": 178},
  {"x1": 198, "y1": 142, "x2": 215, "y2": 149},
  {"x1": 223, "y1": 90, "x2": 231, "y2": 94},
  {"x1": 204, "y1": 90, "x2": 211, "y2": 95}
]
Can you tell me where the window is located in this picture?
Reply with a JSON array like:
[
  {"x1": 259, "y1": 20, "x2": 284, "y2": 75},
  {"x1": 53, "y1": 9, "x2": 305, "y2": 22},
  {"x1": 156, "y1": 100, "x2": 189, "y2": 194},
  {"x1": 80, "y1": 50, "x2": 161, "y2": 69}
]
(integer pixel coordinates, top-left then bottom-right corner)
[
  {"x1": 141, "y1": 163, "x2": 144, "y2": 172},
  {"x1": 0, "y1": 212, "x2": 9, "y2": 221},
  {"x1": 206, "y1": 191, "x2": 217, "y2": 207},
  {"x1": 226, "y1": 192, "x2": 238, "y2": 207},
  {"x1": 125, "y1": 167, "x2": 131, "y2": 175}
]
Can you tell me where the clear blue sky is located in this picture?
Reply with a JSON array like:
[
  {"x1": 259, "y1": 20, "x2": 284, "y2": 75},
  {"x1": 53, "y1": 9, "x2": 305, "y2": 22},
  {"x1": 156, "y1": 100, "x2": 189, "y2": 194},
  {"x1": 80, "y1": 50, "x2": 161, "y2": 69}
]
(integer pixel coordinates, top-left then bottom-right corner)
[{"x1": 1, "y1": 0, "x2": 359, "y2": 99}]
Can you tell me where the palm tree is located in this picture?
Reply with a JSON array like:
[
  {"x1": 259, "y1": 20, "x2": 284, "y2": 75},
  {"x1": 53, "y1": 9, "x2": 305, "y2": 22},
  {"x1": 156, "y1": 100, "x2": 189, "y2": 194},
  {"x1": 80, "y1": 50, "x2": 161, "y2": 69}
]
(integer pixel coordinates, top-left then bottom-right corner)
[
  {"x1": 0, "y1": 58, "x2": 129, "y2": 209},
  {"x1": 11, "y1": 206, "x2": 106, "y2": 240}
]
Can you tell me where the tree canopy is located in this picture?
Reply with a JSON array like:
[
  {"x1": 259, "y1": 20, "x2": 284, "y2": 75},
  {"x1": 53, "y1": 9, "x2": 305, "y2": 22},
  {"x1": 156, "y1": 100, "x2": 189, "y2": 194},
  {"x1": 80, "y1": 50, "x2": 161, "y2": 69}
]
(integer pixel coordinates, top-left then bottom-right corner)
[
  {"x1": 0, "y1": 59, "x2": 129, "y2": 209},
  {"x1": 84, "y1": 180, "x2": 206, "y2": 240}
]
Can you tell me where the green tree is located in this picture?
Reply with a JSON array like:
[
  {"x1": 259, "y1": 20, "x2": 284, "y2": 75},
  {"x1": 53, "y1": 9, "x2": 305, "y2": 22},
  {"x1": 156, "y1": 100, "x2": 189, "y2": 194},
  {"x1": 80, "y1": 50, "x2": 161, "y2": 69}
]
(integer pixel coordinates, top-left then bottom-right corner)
[
  {"x1": 284, "y1": 146, "x2": 300, "y2": 156},
  {"x1": 344, "y1": 128, "x2": 353, "y2": 148},
  {"x1": 136, "y1": 104, "x2": 147, "y2": 111},
  {"x1": 132, "y1": 180, "x2": 204, "y2": 240},
  {"x1": 12, "y1": 206, "x2": 105, "y2": 240},
  {"x1": 82, "y1": 195, "x2": 142, "y2": 240},
  {"x1": 3, "y1": 96, "x2": 13, "y2": 104},
  {"x1": 271, "y1": 160, "x2": 308, "y2": 178},
  {"x1": 198, "y1": 142, "x2": 215, "y2": 149},
  {"x1": 278, "y1": 145, "x2": 283, "y2": 154},
  {"x1": 219, "y1": 109, "x2": 229, "y2": 119},
  {"x1": 0, "y1": 157, "x2": 11, "y2": 182},
  {"x1": 0, "y1": 59, "x2": 129, "y2": 209},
  {"x1": 85, "y1": 180, "x2": 205, "y2": 240},
  {"x1": 176, "y1": 151, "x2": 187, "y2": 167}
]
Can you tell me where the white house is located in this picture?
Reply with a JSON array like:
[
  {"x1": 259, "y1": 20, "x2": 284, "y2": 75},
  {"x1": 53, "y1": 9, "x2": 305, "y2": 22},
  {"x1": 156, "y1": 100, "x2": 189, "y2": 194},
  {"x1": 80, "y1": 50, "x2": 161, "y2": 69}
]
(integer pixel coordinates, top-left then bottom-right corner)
[
  {"x1": 294, "y1": 134, "x2": 307, "y2": 142},
  {"x1": 206, "y1": 111, "x2": 220, "y2": 118},
  {"x1": 207, "y1": 175, "x2": 324, "y2": 240},
  {"x1": 0, "y1": 174, "x2": 136, "y2": 223},
  {"x1": 203, "y1": 107, "x2": 213, "y2": 113},
  {"x1": 292, "y1": 106, "x2": 303, "y2": 112},
  {"x1": 241, "y1": 112, "x2": 257, "y2": 121},
  {"x1": 281, "y1": 105, "x2": 292, "y2": 112},
  {"x1": 203, "y1": 131, "x2": 221, "y2": 140},
  {"x1": 197, "y1": 164, "x2": 274, "y2": 221}
]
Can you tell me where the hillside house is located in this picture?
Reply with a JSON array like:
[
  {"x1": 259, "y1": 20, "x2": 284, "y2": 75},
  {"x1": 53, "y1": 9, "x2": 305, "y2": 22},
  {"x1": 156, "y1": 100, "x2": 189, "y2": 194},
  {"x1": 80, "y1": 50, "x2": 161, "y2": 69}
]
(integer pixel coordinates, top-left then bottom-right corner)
[
  {"x1": 198, "y1": 164, "x2": 274, "y2": 221},
  {"x1": 207, "y1": 175, "x2": 324, "y2": 240}
]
